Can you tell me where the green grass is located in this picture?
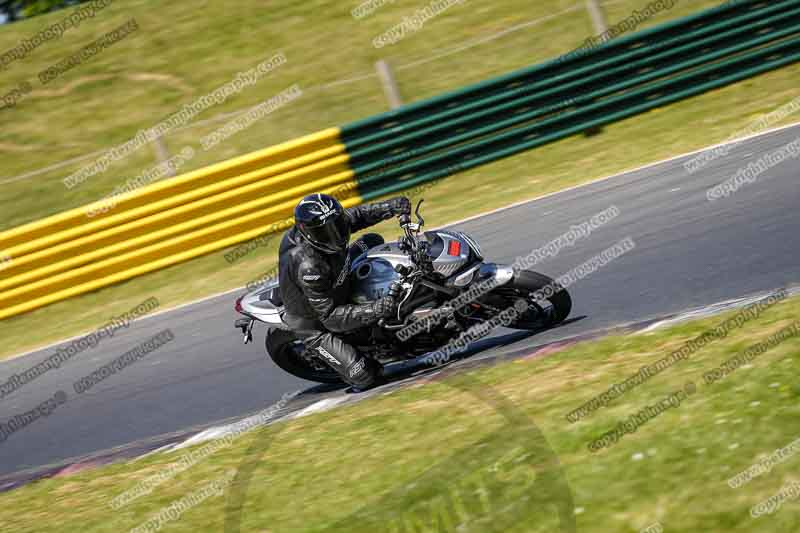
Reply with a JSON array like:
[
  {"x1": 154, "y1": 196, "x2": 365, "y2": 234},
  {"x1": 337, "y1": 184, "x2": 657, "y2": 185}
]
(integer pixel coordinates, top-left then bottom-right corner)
[
  {"x1": 2, "y1": 294, "x2": 799, "y2": 532},
  {"x1": 1, "y1": 0, "x2": 799, "y2": 359}
]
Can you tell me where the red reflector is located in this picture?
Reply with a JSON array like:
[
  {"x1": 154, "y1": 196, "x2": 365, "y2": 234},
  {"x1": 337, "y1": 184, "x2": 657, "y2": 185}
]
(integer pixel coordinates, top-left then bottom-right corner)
[
  {"x1": 235, "y1": 296, "x2": 244, "y2": 313},
  {"x1": 447, "y1": 240, "x2": 461, "y2": 256}
]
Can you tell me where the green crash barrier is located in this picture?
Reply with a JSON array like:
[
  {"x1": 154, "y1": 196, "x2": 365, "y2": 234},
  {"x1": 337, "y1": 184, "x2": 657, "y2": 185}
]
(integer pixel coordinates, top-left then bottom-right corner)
[{"x1": 339, "y1": 0, "x2": 800, "y2": 198}]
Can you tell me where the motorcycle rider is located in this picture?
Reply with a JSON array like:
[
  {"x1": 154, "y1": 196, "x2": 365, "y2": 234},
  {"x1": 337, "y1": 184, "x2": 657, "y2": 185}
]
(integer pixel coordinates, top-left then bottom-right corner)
[{"x1": 278, "y1": 192, "x2": 411, "y2": 390}]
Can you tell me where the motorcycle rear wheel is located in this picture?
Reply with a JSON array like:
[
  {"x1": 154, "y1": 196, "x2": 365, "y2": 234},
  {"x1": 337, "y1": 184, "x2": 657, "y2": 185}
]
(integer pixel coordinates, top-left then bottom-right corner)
[{"x1": 266, "y1": 329, "x2": 344, "y2": 384}]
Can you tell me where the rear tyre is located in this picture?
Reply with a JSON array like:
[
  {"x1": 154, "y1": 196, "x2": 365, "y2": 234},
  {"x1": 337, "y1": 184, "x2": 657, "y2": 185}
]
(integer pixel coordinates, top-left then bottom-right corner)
[
  {"x1": 266, "y1": 329, "x2": 344, "y2": 384},
  {"x1": 497, "y1": 270, "x2": 572, "y2": 330}
]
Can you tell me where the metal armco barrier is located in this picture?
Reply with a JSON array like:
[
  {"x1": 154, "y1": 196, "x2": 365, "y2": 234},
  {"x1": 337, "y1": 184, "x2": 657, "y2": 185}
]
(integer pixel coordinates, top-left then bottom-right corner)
[{"x1": 1, "y1": 0, "x2": 798, "y2": 319}]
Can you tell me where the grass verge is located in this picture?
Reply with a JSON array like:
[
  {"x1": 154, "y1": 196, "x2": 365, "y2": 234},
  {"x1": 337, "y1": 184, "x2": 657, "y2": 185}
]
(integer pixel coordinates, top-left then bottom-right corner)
[{"x1": 2, "y1": 294, "x2": 799, "y2": 532}]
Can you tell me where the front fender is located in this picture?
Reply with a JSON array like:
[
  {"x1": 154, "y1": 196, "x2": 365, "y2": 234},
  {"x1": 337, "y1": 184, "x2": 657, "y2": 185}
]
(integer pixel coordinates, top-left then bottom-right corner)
[{"x1": 477, "y1": 263, "x2": 515, "y2": 287}]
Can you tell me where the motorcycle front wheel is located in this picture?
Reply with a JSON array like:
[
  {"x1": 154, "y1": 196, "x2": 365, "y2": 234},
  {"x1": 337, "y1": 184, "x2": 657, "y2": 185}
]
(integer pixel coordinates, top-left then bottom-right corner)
[{"x1": 490, "y1": 269, "x2": 572, "y2": 330}]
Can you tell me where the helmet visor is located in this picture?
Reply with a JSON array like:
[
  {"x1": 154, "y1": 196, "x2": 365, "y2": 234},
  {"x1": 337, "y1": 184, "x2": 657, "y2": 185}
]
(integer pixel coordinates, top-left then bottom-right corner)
[{"x1": 304, "y1": 213, "x2": 350, "y2": 253}]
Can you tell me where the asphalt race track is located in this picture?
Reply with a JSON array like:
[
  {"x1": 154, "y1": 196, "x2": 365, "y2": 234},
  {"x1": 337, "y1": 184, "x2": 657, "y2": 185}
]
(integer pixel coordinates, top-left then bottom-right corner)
[{"x1": 1, "y1": 124, "x2": 798, "y2": 478}]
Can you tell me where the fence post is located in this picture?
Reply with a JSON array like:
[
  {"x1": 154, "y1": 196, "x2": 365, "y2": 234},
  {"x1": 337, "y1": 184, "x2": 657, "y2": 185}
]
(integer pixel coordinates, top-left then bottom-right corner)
[
  {"x1": 583, "y1": 0, "x2": 608, "y2": 136},
  {"x1": 585, "y1": 0, "x2": 609, "y2": 37},
  {"x1": 151, "y1": 136, "x2": 176, "y2": 177},
  {"x1": 375, "y1": 59, "x2": 403, "y2": 110}
]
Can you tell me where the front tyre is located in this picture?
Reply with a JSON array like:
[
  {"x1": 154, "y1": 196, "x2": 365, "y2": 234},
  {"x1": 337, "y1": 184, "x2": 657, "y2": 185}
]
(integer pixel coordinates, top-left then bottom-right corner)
[
  {"x1": 266, "y1": 329, "x2": 344, "y2": 384},
  {"x1": 494, "y1": 270, "x2": 572, "y2": 330}
]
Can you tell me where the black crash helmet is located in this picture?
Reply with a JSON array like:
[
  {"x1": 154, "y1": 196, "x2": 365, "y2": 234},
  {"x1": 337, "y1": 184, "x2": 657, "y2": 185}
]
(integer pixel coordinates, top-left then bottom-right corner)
[{"x1": 294, "y1": 193, "x2": 351, "y2": 254}]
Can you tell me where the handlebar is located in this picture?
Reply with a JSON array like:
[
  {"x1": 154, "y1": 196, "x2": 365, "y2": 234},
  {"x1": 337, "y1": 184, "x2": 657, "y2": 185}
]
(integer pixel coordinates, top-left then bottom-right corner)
[{"x1": 398, "y1": 199, "x2": 432, "y2": 273}]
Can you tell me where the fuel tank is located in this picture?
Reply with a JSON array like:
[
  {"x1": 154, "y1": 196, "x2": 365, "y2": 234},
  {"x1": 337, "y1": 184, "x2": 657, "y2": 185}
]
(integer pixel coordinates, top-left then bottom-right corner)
[
  {"x1": 350, "y1": 241, "x2": 410, "y2": 303},
  {"x1": 349, "y1": 231, "x2": 482, "y2": 303}
]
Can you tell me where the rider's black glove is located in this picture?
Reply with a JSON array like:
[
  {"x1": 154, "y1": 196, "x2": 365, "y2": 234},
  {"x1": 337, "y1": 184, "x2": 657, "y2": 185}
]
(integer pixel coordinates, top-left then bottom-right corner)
[
  {"x1": 373, "y1": 295, "x2": 397, "y2": 318},
  {"x1": 390, "y1": 196, "x2": 412, "y2": 217},
  {"x1": 387, "y1": 281, "x2": 402, "y2": 299}
]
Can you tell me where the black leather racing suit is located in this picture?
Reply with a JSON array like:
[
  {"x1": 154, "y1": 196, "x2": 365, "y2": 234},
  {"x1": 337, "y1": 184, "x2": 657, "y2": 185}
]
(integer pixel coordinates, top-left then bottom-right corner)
[{"x1": 278, "y1": 197, "x2": 409, "y2": 388}]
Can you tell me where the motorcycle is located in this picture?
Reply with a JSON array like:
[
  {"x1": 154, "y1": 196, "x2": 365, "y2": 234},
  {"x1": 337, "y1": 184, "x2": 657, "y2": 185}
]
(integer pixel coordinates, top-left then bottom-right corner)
[{"x1": 234, "y1": 200, "x2": 572, "y2": 384}]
